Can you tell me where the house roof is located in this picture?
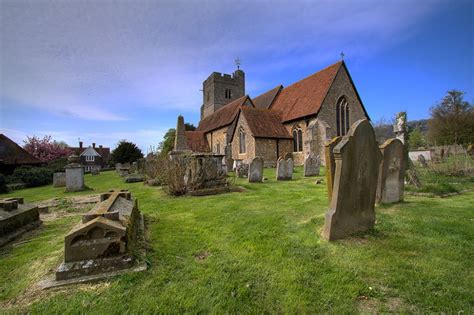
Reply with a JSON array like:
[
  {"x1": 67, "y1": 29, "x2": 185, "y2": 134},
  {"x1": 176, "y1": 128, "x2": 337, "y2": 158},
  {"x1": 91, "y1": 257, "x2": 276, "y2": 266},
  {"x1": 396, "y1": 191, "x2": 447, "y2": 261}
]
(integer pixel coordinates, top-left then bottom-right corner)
[
  {"x1": 71, "y1": 145, "x2": 111, "y2": 162},
  {"x1": 185, "y1": 131, "x2": 210, "y2": 152},
  {"x1": 0, "y1": 134, "x2": 42, "y2": 165},
  {"x1": 240, "y1": 107, "x2": 292, "y2": 139},
  {"x1": 270, "y1": 61, "x2": 342, "y2": 122},
  {"x1": 196, "y1": 95, "x2": 253, "y2": 133},
  {"x1": 252, "y1": 85, "x2": 283, "y2": 109},
  {"x1": 80, "y1": 147, "x2": 101, "y2": 157}
]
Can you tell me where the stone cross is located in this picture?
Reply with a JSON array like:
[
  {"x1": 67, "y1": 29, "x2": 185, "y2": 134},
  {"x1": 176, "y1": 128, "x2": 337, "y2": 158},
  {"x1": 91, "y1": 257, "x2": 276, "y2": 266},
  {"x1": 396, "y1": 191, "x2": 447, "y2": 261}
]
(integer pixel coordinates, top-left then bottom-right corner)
[
  {"x1": 323, "y1": 119, "x2": 382, "y2": 241},
  {"x1": 174, "y1": 115, "x2": 189, "y2": 151},
  {"x1": 376, "y1": 138, "x2": 406, "y2": 204}
]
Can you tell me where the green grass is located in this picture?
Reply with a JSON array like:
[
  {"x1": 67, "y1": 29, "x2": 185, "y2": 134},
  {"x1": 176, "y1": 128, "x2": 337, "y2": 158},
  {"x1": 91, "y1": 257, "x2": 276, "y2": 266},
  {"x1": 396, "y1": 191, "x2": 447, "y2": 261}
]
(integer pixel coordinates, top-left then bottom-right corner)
[{"x1": 0, "y1": 168, "x2": 473, "y2": 313}]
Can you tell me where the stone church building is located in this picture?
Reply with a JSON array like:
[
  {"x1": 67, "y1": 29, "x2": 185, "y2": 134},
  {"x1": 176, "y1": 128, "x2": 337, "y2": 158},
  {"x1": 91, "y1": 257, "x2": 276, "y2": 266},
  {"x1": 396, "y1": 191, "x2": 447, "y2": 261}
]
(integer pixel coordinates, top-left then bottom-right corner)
[{"x1": 186, "y1": 60, "x2": 370, "y2": 167}]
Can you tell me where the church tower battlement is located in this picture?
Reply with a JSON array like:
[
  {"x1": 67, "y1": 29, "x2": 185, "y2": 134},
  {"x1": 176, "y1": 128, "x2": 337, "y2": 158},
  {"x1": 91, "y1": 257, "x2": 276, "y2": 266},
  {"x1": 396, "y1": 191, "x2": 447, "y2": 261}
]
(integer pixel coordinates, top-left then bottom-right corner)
[{"x1": 200, "y1": 69, "x2": 245, "y2": 120}]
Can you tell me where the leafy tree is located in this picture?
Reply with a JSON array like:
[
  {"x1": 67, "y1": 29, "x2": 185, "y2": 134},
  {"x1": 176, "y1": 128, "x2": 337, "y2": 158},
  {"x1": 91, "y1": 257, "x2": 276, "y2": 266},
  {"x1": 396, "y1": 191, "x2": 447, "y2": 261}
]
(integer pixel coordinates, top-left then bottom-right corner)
[
  {"x1": 408, "y1": 126, "x2": 426, "y2": 149},
  {"x1": 158, "y1": 123, "x2": 196, "y2": 156},
  {"x1": 23, "y1": 135, "x2": 73, "y2": 162},
  {"x1": 428, "y1": 90, "x2": 474, "y2": 145},
  {"x1": 110, "y1": 140, "x2": 144, "y2": 164}
]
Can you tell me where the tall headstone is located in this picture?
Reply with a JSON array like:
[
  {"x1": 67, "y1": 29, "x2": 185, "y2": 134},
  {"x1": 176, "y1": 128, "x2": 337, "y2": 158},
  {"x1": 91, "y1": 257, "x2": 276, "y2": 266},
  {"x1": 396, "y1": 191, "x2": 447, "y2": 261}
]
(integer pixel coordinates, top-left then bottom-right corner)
[
  {"x1": 323, "y1": 119, "x2": 382, "y2": 241},
  {"x1": 417, "y1": 154, "x2": 427, "y2": 167},
  {"x1": 248, "y1": 157, "x2": 264, "y2": 182},
  {"x1": 376, "y1": 139, "x2": 405, "y2": 204},
  {"x1": 65, "y1": 154, "x2": 85, "y2": 192},
  {"x1": 174, "y1": 115, "x2": 189, "y2": 151},
  {"x1": 276, "y1": 157, "x2": 293, "y2": 180},
  {"x1": 393, "y1": 112, "x2": 407, "y2": 144},
  {"x1": 324, "y1": 136, "x2": 342, "y2": 202},
  {"x1": 236, "y1": 163, "x2": 249, "y2": 178},
  {"x1": 304, "y1": 154, "x2": 320, "y2": 177}
]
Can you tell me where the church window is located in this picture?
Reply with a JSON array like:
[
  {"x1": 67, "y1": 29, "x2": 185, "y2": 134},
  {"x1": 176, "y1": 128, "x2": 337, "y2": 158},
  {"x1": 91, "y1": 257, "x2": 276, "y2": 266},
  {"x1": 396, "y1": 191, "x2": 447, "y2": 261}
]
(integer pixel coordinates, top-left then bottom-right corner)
[
  {"x1": 225, "y1": 89, "x2": 232, "y2": 99},
  {"x1": 239, "y1": 129, "x2": 246, "y2": 153},
  {"x1": 336, "y1": 96, "x2": 350, "y2": 136},
  {"x1": 292, "y1": 127, "x2": 303, "y2": 152}
]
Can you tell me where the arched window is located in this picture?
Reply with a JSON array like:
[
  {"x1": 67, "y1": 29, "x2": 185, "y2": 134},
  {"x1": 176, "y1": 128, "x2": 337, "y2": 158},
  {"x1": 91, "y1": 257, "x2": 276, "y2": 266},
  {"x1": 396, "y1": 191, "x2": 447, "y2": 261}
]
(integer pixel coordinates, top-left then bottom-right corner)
[
  {"x1": 239, "y1": 129, "x2": 246, "y2": 153},
  {"x1": 336, "y1": 96, "x2": 350, "y2": 136},
  {"x1": 292, "y1": 127, "x2": 303, "y2": 152}
]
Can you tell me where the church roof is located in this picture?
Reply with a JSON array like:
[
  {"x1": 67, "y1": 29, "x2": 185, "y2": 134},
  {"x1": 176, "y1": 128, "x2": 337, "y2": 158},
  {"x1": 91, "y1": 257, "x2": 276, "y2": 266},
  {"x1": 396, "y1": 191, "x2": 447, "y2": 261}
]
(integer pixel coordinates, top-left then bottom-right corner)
[
  {"x1": 185, "y1": 131, "x2": 210, "y2": 152},
  {"x1": 270, "y1": 61, "x2": 342, "y2": 122},
  {"x1": 252, "y1": 85, "x2": 283, "y2": 109},
  {"x1": 240, "y1": 107, "x2": 292, "y2": 139},
  {"x1": 0, "y1": 134, "x2": 43, "y2": 165},
  {"x1": 197, "y1": 95, "x2": 253, "y2": 133}
]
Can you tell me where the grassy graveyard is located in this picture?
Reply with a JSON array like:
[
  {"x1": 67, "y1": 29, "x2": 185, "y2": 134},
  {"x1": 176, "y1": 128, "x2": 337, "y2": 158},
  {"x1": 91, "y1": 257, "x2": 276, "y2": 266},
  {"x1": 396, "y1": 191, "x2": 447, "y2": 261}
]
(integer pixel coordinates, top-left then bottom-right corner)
[{"x1": 0, "y1": 167, "x2": 473, "y2": 313}]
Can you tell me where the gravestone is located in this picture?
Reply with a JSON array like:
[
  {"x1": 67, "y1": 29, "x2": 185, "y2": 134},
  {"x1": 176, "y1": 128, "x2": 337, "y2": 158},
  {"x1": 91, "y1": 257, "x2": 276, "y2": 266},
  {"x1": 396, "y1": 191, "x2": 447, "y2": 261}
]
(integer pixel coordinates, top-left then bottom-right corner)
[
  {"x1": 393, "y1": 112, "x2": 407, "y2": 144},
  {"x1": 324, "y1": 136, "x2": 342, "y2": 202},
  {"x1": 65, "y1": 155, "x2": 84, "y2": 192},
  {"x1": 323, "y1": 119, "x2": 382, "y2": 241},
  {"x1": 276, "y1": 157, "x2": 293, "y2": 180},
  {"x1": 376, "y1": 139, "x2": 405, "y2": 204},
  {"x1": 304, "y1": 154, "x2": 320, "y2": 177},
  {"x1": 236, "y1": 163, "x2": 249, "y2": 178},
  {"x1": 55, "y1": 190, "x2": 142, "y2": 281},
  {"x1": 174, "y1": 115, "x2": 189, "y2": 151},
  {"x1": 91, "y1": 168, "x2": 100, "y2": 175},
  {"x1": 417, "y1": 154, "x2": 427, "y2": 167},
  {"x1": 0, "y1": 197, "x2": 42, "y2": 247},
  {"x1": 248, "y1": 157, "x2": 264, "y2": 182},
  {"x1": 53, "y1": 172, "x2": 66, "y2": 187}
]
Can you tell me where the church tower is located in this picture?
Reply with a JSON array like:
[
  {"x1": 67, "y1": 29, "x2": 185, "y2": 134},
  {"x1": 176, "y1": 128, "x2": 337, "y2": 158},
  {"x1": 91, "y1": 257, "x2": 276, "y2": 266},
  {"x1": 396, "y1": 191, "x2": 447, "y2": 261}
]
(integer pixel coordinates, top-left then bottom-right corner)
[{"x1": 200, "y1": 68, "x2": 245, "y2": 120}]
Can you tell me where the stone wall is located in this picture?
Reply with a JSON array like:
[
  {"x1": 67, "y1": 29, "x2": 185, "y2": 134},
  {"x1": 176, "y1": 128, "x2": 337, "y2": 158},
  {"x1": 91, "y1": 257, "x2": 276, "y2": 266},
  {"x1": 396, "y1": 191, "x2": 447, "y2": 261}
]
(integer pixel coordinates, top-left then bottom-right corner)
[
  {"x1": 206, "y1": 126, "x2": 228, "y2": 155},
  {"x1": 254, "y1": 138, "x2": 292, "y2": 167},
  {"x1": 231, "y1": 113, "x2": 256, "y2": 164}
]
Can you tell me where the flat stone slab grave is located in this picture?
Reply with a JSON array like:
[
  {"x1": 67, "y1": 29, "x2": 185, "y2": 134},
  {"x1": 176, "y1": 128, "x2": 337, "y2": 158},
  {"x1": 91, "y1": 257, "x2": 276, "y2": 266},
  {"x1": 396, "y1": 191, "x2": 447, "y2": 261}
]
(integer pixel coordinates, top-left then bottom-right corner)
[{"x1": 0, "y1": 197, "x2": 42, "y2": 247}]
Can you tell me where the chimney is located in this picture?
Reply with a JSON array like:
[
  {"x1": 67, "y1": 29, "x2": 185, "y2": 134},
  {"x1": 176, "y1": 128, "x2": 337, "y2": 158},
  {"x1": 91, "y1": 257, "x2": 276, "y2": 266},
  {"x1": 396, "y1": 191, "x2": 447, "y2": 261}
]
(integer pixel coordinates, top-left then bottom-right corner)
[
  {"x1": 99, "y1": 145, "x2": 103, "y2": 149},
  {"x1": 79, "y1": 141, "x2": 83, "y2": 149},
  {"x1": 92, "y1": 143, "x2": 96, "y2": 148}
]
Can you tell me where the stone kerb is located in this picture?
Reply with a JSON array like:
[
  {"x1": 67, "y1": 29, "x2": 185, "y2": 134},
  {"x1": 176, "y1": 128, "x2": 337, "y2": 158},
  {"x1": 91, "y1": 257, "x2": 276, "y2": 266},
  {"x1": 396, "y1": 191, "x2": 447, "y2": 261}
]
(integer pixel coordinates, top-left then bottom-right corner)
[
  {"x1": 322, "y1": 119, "x2": 382, "y2": 241},
  {"x1": 376, "y1": 138, "x2": 405, "y2": 204},
  {"x1": 248, "y1": 157, "x2": 264, "y2": 183}
]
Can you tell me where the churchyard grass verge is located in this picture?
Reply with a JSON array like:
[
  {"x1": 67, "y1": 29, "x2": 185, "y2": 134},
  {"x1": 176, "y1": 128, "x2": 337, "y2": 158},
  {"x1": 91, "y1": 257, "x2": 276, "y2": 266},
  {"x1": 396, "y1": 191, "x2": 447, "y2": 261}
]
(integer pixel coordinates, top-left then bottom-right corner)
[{"x1": 0, "y1": 167, "x2": 473, "y2": 313}]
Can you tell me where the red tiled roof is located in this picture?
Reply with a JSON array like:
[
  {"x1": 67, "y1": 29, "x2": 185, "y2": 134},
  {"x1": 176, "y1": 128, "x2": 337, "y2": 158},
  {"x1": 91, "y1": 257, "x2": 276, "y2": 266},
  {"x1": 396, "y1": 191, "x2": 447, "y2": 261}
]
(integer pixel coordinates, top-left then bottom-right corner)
[
  {"x1": 0, "y1": 134, "x2": 42, "y2": 165},
  {"x1": 252, "y1": 85, "x2": 283, "y2": 109},
  {"x1": 271, "y1": 61, "x2": 342, "y2": 122},
  {"x1": 240, "y1": 107, "x2": 292, "y2": 139},
  {"x1": 185, "y1": 131, "x2": 210, "y2": 152},
  {"x1": 197, "y1": 95, "x2": 252, "y2": 133}
]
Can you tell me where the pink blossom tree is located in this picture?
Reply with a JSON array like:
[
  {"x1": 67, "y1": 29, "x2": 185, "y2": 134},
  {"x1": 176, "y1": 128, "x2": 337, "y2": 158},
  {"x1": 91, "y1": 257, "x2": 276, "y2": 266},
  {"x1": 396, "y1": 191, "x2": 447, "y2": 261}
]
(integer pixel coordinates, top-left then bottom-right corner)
[{"x1": 23, "y1": 135, "x2": 73, "y2": 162}]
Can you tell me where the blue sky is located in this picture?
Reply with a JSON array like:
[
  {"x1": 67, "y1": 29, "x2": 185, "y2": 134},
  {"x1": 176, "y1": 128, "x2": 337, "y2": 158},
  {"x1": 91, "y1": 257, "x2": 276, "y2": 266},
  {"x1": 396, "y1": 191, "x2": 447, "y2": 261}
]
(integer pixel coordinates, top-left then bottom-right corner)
[{"x1": 0, "y1": 0, "x2": 472, "y2": 152}]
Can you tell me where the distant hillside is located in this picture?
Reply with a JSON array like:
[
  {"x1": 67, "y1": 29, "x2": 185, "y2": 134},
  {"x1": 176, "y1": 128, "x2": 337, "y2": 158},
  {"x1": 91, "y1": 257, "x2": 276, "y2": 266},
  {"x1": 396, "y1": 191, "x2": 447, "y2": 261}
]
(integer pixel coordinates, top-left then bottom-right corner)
[{"x1": 373, "y1": 119, "x2": 430, "y2": 143}]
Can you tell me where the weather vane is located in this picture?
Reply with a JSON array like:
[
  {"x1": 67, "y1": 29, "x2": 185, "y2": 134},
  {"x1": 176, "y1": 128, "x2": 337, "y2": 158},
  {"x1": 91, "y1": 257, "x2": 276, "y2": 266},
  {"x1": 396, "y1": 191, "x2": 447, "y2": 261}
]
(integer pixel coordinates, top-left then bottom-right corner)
[
  {"x1": 235, "y1": 57, "x2": 242, "y2": 70},
  {"x1": 340, "y1": 51, "x2": 345, "y2": 61}
]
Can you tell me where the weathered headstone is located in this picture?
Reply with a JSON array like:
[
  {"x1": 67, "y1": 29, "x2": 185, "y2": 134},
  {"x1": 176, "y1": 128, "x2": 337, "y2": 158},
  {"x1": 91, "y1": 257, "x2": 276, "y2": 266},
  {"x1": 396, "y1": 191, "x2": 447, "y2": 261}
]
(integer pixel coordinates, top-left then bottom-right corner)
[
  {"x1": 324, "y1": 136, "x2": 342, "y2": 201},
  {"x1": 236, "y1": 163, "x2": 249, "y2": 178},
  {"x1": 417, "y1": 154, "x2": 427, "y2": 167},
  {"x1": 174, "y1": 115, "x2": 189, "y2": 151},
  {"x1": 276, "y1": 157, "x2": 293, "y2": 180},
  {"x1": 65, "y1": 154, "x2": 84, "y2": 192},
  {"x1": 248, "y1": 157, "x2": 264, "y2": 182},
  {"x1": 304, "y1": 154, "x2": 320, "y2": 177},
  {"x1": 323, "y1": 119, "x2": 382, "y2": 241},
  {"x1": 376, "y1": 139, "x2": 405, "y2": 204},
  {"x1": 55, "y1": 190, "x2": 142, "y2": 281},
  {"x1": 53, "y1": 172, "x2": 66, "y2": 187},
  {"x1": 393, "y1": 112, "x2": 407, "y2": 144},
  {"x1": 91, "y1": 168, "x2": 100, "y2": 175}
]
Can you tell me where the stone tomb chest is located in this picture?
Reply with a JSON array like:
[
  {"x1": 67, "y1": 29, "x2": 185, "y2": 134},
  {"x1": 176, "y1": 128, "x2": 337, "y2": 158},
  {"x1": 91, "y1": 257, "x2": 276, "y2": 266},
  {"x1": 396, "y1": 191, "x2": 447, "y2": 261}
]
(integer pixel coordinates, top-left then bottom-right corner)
[
  {"x1": 0, "y1": 197, "x2": 41, "y2": 246},
  {"x1": 56, "y1": 189, "x2": 142, "y2": 281}
]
